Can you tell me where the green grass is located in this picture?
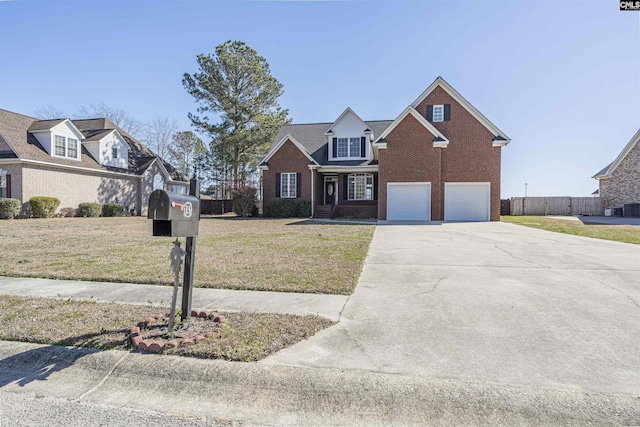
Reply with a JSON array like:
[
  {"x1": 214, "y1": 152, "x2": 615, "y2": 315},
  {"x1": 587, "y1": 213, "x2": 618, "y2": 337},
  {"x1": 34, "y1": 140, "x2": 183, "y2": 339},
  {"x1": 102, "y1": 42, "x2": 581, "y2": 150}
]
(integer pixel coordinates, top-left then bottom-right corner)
[
  {"x1": 502, "y1": 216, "x2": 640, "y2": 244},
  {"x1": 0, "y1": 217, "x2": 374, "y2": 294},
  {"x1": 0, "y1": 295, "x2": 334, "y2": 362}
]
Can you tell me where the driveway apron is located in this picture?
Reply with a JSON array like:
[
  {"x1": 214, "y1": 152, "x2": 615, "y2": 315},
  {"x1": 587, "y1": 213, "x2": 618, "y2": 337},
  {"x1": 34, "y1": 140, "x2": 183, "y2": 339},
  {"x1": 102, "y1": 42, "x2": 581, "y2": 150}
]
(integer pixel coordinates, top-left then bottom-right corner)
[{"x1": 263, "y1": 222, "x2": 640, "y2": 397}]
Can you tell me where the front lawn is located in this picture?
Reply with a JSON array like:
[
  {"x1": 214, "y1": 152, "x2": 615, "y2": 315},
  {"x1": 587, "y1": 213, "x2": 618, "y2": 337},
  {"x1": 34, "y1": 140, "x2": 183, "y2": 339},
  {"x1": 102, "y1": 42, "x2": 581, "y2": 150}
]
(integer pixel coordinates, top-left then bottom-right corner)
[
  {"x1": 0, "y1": 295, "x2": 333, "y2": 362},
  {"x1": 0, "y1": 217, "x2": 374, "y2": 294},
  {"x1": 501, "y1": 216, "x2": 640, "y2": 245}
]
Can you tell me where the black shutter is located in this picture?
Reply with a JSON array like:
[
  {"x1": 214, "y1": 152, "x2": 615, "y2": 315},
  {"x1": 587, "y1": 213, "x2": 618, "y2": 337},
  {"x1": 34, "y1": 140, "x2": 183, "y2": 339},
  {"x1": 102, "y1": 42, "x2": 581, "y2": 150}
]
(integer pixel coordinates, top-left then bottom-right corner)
[
  {"x1": 373, "y1": 174, "x2": 378, "y2": 200},
  {"x1": 343, "y1": 175, "x2": 348, "y2": 200},
  {"x1": 5, "y1": 175, "x2": 10, "y2": 199},
  {"x1": 360, "y1": 136, "x2": 366, "y2": 157},
  {"x1": 444, "y1": 104, "x2": 451, "y2": 121},
  {"x1": 426, "y1": 105, "x2": 433, "y2": 121},
  {"x1": 332, "y1": 137, "x2": 338, "y2": 158},
  {"x1": 296, "y1": 172, "x2": 301, "y2": 198},
  {"x1": 275, "y1": 173, "x2": 281, "y2": 197}
]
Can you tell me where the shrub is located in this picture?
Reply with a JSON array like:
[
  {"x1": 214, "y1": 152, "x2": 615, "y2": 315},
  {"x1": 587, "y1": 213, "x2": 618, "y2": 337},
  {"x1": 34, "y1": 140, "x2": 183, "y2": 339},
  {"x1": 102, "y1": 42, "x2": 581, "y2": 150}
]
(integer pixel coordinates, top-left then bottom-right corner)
[
  {"x1": 232, "y1": 186, "x2": 258, "y2": 218},
  {"x1": 19, "y1": 202, "x2": 32, "y2": 219},
  {"x1": 56, "y1": 207, "x2": 77, "y2": 218},
  {"x1": 102, "y1": 203, "x2": 123, "y2": 217},
  {"x1": 264, "y1": 199, "x2": 314, "y2": 218},
  {"x1": 295, "y1": 200, "x2": 312, "y2": 218},
  {"x1": 0, "y1": 198, "x2": 21, "y2": 219},
  {"x1": 77, "y1": 202, "x2": 101, "y2": 218},
  {"x1": 30, "y1": 196, "x2": 60, "y2": 218}
]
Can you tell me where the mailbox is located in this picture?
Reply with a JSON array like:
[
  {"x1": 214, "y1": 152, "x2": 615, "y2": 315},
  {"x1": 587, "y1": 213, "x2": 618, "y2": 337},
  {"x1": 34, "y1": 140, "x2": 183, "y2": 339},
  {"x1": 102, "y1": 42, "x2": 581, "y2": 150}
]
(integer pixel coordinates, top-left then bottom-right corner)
[{"x1": 148, "y1": 190, "x2": 200, "y2": 237}]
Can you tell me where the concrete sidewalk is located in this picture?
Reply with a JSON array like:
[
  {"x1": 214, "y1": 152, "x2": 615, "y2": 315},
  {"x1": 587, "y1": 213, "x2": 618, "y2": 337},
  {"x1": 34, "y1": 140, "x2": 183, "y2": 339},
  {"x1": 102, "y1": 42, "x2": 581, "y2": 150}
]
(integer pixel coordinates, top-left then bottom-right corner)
[{"x1": 0, "y1": 276, "x2": 348, "y2": 321}]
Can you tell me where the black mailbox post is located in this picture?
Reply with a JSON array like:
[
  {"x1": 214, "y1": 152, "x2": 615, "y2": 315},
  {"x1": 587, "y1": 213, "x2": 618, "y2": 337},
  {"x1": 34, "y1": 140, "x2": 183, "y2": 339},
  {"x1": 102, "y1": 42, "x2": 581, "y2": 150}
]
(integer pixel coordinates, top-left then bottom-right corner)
[
  {"x1": 148, "y1": 190, "x2": 200, "y2": 237},
  {"x1": 148, "y1": 179, "x2": 200, "y2": 321}
]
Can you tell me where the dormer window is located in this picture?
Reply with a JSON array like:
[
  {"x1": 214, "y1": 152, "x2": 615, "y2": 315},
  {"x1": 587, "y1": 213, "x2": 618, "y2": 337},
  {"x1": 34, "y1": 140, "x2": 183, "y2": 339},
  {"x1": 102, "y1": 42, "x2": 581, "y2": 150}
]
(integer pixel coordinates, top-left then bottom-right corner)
[
  {"x1": 68, "y1": 138, "x2": 78, "y2": 158},
  {"x1": 112, "y1": 147, "x2": 118, "y2": 159},
  {"x1": 333, "y1": 137, "x2": 366, "y2": 159},
  {"x1": 53, "y1": 135, "x2": 79, "y2": 159},
  {"x1": 54, "y1": 135, "x2": 66, "y2": 156}
]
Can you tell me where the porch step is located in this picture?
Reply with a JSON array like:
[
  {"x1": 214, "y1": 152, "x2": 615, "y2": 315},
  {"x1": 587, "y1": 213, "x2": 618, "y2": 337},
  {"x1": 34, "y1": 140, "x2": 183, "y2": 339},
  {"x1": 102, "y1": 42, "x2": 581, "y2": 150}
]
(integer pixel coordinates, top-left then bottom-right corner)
[{"x1": 314, "y1": 205, "x2": 334, "y2": 219}]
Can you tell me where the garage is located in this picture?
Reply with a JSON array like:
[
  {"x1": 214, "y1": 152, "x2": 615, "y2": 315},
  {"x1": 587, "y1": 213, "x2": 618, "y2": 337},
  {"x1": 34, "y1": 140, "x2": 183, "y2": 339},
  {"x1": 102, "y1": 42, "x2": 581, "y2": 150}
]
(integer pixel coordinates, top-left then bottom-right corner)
[
  {"x1": 387, "y1": 182, "x2": 431, "y2": 220},
  {"x1": 444, "y1": 182, "x2": 490, "y2": 221}
]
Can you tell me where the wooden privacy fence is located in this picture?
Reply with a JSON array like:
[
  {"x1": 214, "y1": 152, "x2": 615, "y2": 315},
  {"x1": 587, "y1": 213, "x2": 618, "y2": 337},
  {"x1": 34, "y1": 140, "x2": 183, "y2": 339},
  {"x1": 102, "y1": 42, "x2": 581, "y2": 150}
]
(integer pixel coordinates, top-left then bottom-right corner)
[
  {"x1": 510, "y1": 197, "x2": 603, "y2": 216},
  {"x1": 200, "y1": 199, "x2": 234, "y2": 215}
]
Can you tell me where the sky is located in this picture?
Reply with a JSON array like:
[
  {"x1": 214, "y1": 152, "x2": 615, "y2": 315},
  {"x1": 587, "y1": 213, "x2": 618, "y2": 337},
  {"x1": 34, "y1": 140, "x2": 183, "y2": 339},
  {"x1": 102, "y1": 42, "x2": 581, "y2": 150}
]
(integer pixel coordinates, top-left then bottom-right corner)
[{"x1": 0, "y1": 0, "x2": 638, "y2": 198}]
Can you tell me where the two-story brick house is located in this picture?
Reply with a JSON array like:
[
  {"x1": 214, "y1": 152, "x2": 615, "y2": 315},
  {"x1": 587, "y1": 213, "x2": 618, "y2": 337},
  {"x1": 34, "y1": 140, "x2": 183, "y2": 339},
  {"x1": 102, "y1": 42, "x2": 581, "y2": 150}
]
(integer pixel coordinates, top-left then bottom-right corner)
[{"x1": 259, "y1": 77, "x2": 510, "y2": 221}]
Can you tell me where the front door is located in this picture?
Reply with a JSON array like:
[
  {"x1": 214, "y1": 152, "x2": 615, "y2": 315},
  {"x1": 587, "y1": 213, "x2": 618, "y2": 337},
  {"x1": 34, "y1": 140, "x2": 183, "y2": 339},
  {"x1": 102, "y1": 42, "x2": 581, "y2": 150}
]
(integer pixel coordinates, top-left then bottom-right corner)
[{"x1": 325, "y1": 181, "x2": 336, "y2": 205}]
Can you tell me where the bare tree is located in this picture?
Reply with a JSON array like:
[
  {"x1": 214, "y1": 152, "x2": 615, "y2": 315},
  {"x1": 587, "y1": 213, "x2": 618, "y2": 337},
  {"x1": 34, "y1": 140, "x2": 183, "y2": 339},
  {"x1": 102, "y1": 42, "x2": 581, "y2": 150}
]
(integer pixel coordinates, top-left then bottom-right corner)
[
  {"x1": 76, "y1": 102, "x2": 144, "y2": 137},
  {"x1": 142, "y1": 116, "x2": 179, "y2": 159},
  {"x1": 34, "y1": 105, "x2": 66, "y2": 120}
]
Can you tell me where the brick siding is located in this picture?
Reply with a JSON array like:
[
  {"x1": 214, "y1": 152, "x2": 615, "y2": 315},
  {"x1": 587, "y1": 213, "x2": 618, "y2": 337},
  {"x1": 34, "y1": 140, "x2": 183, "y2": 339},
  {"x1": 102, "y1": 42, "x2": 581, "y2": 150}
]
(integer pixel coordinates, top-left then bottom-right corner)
[
  {"x1": 21, "y1": 164, "x2": 139, "y2": 213},
  {"x1": 263, "y1": 139, "x2": 312, "y2": 209},
  {"x1": 379, "y1": 86, "x2": 502, "y2": 220},
  {"x1": 600, "y1": 141, "x2": 640, "y2": 209}
]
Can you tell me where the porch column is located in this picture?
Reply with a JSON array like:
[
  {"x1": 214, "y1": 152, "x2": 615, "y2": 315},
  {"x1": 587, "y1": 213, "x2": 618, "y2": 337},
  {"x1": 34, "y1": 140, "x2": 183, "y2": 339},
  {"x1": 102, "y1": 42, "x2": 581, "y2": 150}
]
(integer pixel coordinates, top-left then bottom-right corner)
[{"x1": 310, "y1": 167, "x2": 314, "y2": 218}]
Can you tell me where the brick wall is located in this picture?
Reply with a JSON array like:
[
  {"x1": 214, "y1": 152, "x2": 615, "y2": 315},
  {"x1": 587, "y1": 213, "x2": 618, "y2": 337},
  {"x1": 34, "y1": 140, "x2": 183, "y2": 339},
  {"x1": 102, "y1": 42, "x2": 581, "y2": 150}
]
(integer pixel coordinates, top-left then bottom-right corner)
[
  {"x1": 0, "y1": 163, "x2": 23, "y2": 201},
  {"x1": 21, "y1": 164, "x2": 139, "y2": 213},
  {"x1": 263, "y1": 139, "x2": 312, "y2": 208},
  {"x1": 378, "y1": 114, "x2": 444, "y2": 220},
  {"x1": 600, "y1": 141, "x2": 640, "y2": 209},
  {"x1": 380, "y1": 86, "x2": 502, "y2": 220}
]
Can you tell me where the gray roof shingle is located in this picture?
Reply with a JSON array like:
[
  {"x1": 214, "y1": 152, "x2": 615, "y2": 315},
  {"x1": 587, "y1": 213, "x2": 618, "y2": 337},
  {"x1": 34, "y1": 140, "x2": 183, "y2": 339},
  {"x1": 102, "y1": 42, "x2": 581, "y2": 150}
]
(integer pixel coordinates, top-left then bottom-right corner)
[
  {"x1": 272, "y1": 120, "x2": 393, "y2": 166},
  {"x1": 0, "y1": 109, "x2": 188, "y2": 182}
]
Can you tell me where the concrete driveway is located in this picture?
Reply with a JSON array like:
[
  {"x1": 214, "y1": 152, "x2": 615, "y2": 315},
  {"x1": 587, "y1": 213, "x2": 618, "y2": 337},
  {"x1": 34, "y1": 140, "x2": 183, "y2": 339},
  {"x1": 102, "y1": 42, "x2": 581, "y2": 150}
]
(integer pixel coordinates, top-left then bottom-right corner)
[{"x1": 264, "y1": 221, "x2": 640, "y2": 397}]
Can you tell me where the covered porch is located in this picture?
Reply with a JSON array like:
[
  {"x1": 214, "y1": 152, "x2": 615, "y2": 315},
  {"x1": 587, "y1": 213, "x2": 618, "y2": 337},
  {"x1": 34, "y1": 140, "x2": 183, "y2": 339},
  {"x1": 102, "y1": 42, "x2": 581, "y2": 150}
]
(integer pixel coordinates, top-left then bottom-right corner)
[{"x1": 310, "y1": 166, "x2": 378, "y2": 219}]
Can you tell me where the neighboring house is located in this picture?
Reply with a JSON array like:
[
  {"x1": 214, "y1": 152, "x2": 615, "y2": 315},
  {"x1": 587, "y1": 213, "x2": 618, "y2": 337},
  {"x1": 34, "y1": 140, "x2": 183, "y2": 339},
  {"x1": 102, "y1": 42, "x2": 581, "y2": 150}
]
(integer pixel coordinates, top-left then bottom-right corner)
[
  {"x1": 593, "y1": 129, "x2": 640, "y2": 212},
  {"x1": 259, "y1": 77, "x2": 510, "y2": 221},
  {"x1": 0, "y1": 109, "x2": 188, "y2": 215}
]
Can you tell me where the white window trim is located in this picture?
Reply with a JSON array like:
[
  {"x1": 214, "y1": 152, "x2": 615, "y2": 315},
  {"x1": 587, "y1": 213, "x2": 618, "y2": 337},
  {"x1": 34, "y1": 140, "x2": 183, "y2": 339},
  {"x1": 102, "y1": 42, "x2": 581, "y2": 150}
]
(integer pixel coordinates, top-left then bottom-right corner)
[
  {"x1": 281, "y1": 172, "x2": 297, "y2": 198},
  {"x1": 52, "y1": 134, "x2": 80, "y2": 160},
  {"x1": 331, "y1": 136, "x2": 368, "y2": 160},
  {"x1": 432, "y1": 105, "x2": 444, "y2": 122},
  {"x1": 348, "y1": 173, "x2": 374, "y2": 201},
  {"x1": 112, "y1": 146, "x2": 118, "y2": 159},
  {"x1": 0, "y1": 169, "x2": 6, "y2": 199}
]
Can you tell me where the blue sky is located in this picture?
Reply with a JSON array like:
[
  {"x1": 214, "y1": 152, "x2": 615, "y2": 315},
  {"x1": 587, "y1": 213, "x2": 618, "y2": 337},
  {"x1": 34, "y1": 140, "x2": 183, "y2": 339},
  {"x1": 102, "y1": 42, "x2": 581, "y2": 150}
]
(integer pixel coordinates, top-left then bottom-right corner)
[{"x1": 0, "y1": 0, "x2": 638, "y2": 197}]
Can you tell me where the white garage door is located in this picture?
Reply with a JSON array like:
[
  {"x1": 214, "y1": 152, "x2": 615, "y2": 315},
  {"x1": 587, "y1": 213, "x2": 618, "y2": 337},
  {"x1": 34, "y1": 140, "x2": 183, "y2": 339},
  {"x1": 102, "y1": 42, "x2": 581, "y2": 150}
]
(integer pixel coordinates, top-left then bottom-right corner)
[
  {"x1": 387, "y1": 183, "x2": 431, "y2": 220},
  {"x1": 444, "y1": 182, "x2": 490, "y2": 221}
]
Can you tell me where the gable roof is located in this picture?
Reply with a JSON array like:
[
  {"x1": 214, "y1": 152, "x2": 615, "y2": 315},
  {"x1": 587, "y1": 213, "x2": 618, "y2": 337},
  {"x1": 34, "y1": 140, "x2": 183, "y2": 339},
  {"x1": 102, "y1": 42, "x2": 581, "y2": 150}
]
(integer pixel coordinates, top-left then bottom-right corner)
[
  {"x1": 411, "y1": 76, "x2": 510, "y2": 143},
  {"x1": 593, "y1": 129, "x2": 640, "y2": 179},
  {"x1": 27, "y1": 118, "x2": 66, "y2": 131},
  {"x1": 267, "y1": 120, "x2": 393, "y2": 167},
  {"x1": 261, "y1": 133, "x2": 319, "y2": 166},
  {"x1": 324, "y1": 108, "x2": 369, "y2": 136},
  {"x1": 0, "y1": 108, "x2": 188, "y2": 182},
  {"x1": 374, "y1": 106, "x2": 449, "y2": 147}
]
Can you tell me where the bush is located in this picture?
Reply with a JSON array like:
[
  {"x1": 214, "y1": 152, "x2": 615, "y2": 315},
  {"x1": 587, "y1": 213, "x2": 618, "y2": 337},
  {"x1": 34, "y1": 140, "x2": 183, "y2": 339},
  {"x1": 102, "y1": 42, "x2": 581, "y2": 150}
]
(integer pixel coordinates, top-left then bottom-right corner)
[
  {"x1": 77, "y1": 202, "x2": 101, "y2": 218},
  {"x1": 56, "y1": 207, "x2": 77, "y2": 218},
  {"x1": 0, "y1": 198, "x2": 21, "y2": 219},
  {"x1": 264, "y1": 199, "x2": 312, "y2": 218},
  {"x1": 232, "y1": 186, "x2": 258, "y2": 218},
  {"x1": 102, "y1": 203, "x2": 123, "y2": 217},
  {"x1": 295, "y1": 200, "x2": 312, "y2": 218},
  {"x1": 30, "y1": 196, "x2": 60, "y2": 218}
]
